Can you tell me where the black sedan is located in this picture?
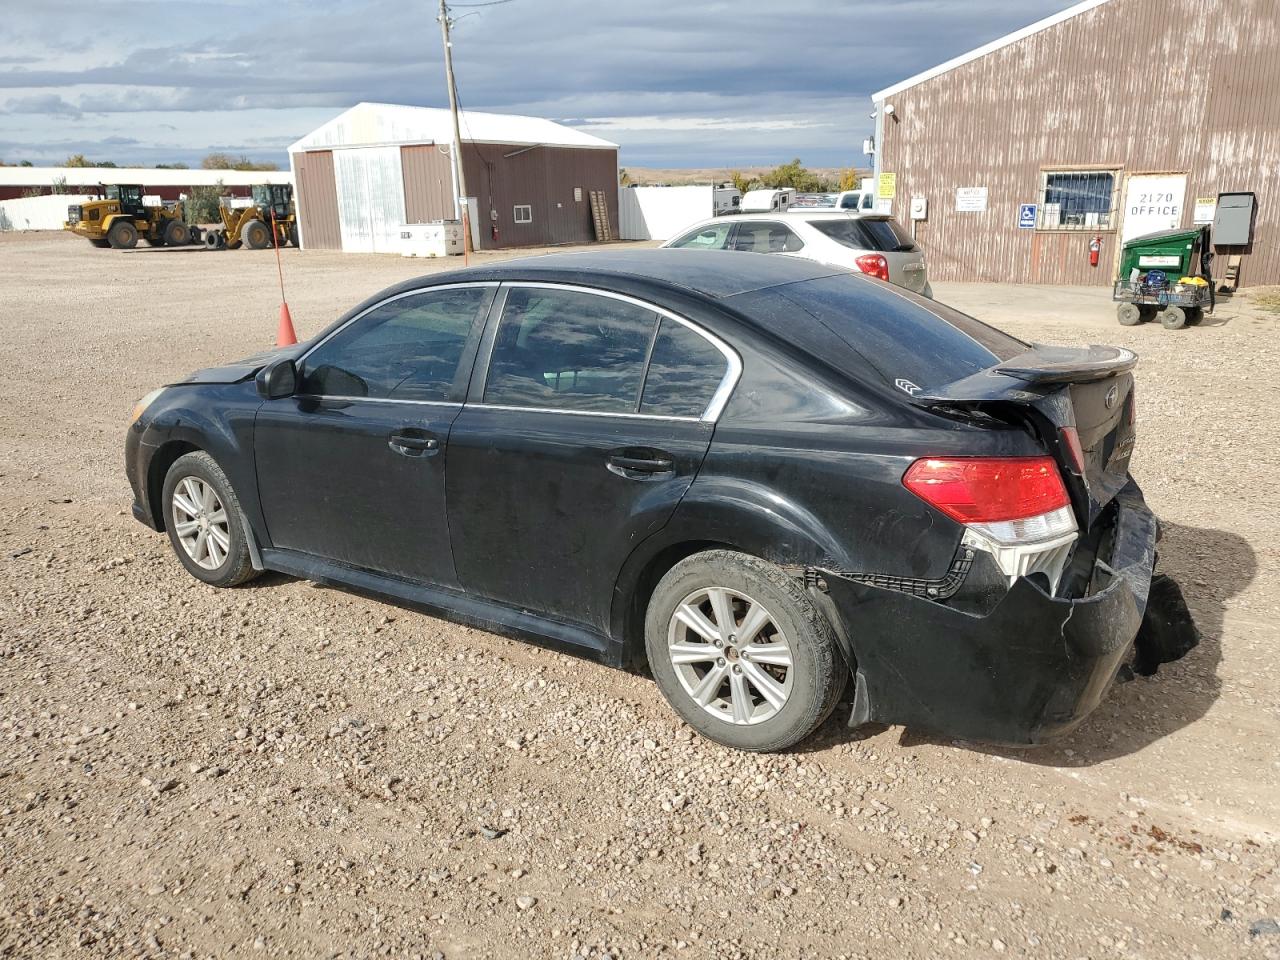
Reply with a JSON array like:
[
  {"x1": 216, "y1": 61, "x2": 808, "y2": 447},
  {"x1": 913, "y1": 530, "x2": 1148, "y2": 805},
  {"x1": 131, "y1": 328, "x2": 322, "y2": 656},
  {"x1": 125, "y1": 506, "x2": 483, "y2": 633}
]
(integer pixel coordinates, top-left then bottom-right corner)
[{"x1": 126, "y1": 250, "x2": 1187, "y2": 751}]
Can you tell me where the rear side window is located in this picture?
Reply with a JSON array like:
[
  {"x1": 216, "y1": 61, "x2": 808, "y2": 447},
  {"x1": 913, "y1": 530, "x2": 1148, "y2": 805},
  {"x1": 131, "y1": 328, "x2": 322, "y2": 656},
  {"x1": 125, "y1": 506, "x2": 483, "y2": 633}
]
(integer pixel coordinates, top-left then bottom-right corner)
[
  {"x1": 669, "y1": 223, "x2": 733, "y2": 250},
  {"x1": 809, "y1": 218, "x2": 916, "y2": 252},
  {"x1": 771, "y1": 274, "x2": 1025, "y2": 391},
  {"x1": 732, "y1": 222, "x2": 804, "y2": 253},
  {"x1": 484, "y1": 287, "x2": 657, "y2": 413},
  {"x1": 641, "y1": 319, "x2": 728, "y2": 417},
  {"x1": 300, "y1": 286, "x2": 490, "y2": 400}
]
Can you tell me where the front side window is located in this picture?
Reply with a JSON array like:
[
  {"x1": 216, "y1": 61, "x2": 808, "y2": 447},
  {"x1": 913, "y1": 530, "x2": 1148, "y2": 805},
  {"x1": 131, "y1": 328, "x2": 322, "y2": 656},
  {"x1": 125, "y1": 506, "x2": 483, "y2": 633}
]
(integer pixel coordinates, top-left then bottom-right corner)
[
  {"x1": 300, "y1": 286, "x2": 490, "y2": 401},
  {"x1": 484, "y1": 288, "x2": 658, "y2": 413},
  {"x1": 1038, "y1": 170, "x2": 1118, "y2": 230},
  {"x1": 731, "y1": 221, "x2": 804, "y2": 253},
  {"x1": 640, "y1": 319, "x2": 729, "y2": 417},
  {"x1": 668, "y1": 222, "x2": 733, "y2": 250}
]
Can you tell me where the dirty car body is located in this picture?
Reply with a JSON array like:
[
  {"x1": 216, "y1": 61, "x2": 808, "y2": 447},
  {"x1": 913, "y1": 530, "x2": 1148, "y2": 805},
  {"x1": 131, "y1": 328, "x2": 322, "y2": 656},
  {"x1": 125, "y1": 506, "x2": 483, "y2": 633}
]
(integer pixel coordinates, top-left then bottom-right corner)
[{"x1": 125, "y1": 250, "x2": 1183, "y2": 747}]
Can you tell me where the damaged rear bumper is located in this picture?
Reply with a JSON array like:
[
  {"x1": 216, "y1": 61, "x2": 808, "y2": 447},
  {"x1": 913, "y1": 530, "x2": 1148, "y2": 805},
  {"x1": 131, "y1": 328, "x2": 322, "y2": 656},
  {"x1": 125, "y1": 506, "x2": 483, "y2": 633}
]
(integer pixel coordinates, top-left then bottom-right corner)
[{"x1": 820, "y1": 483, "x2": 1159, "y2": 746}]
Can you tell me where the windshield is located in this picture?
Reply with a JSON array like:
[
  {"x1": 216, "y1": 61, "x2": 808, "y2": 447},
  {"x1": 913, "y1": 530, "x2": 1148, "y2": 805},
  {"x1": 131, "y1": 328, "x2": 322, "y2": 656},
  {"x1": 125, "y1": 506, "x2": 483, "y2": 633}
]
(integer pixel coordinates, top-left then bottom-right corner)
[
  {"x1": 809, "y1": 217, "x2": 916, "y2": 252},
  {"x1": 106, "y1": 185, "x2": 120, "y2": 200}
]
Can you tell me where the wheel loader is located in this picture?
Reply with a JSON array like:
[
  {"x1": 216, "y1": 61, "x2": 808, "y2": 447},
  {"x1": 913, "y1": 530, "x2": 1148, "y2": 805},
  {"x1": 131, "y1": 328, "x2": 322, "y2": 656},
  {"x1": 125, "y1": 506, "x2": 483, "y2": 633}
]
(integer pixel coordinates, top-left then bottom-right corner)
[
  {"x1": 63, "y1": 184, "x2": 198, "y2": 249},
  {"x1": 204, "y1": 184, "x2": 298, "y2": 250}
]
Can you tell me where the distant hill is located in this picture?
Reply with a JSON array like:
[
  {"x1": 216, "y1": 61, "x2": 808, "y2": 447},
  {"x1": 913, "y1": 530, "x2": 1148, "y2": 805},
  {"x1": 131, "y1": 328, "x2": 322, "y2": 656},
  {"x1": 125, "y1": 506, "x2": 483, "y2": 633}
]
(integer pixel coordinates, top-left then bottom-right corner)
[{"x1": 622, "y1": 166, "x2": 870, "y2": 187}]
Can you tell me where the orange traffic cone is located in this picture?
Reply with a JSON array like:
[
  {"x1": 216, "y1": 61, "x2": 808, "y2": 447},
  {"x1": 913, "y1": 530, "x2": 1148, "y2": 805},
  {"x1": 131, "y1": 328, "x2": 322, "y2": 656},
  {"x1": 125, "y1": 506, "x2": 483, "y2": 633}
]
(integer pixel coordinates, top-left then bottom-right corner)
[{"x1": 277, "y1": 301, "x2": 298, "y2": 347}]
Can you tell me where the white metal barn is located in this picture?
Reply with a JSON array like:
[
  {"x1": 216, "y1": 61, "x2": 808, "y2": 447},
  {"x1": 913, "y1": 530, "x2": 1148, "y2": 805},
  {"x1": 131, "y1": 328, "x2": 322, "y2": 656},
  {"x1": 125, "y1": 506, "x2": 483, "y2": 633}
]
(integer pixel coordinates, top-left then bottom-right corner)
[{"x1": 288, "y1": 102, "x2": 620, "y2": 253}]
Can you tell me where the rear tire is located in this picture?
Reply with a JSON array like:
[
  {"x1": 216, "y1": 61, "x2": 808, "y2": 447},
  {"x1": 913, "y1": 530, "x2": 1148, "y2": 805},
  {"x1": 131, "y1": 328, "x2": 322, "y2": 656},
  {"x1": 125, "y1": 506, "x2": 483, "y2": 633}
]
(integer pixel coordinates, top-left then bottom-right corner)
[
  {"x1": 288, "y1": 223, "x2": 300, "y2": 247},
  {"x1": 645, "y1": 550, "x2": 846, "y2": 752},
  {"x1": 162, "y1": 452, "x2": 259, "y2": 588},
  {"x1": 164, "y1": 220, "x2": 190, "y2": 247},
  {"x1": 1117, "y1": 303, "x2": 1142, "y2": 326},
  {"x1": 107, "y1": 220, "x2": 138, "y2": 250},
  {"x1": 241, "y1": 219, "x2": 271, "y2": 250},
  {"x1": 89, "y1": 238, "x2": 110, "y2": 248},
  {"x1": 1160, "y1": 305, "x2": 1188, "y2": 330},
  {"x1": 1185, "y1": 306, "x2": 1204, "y2": 325}
]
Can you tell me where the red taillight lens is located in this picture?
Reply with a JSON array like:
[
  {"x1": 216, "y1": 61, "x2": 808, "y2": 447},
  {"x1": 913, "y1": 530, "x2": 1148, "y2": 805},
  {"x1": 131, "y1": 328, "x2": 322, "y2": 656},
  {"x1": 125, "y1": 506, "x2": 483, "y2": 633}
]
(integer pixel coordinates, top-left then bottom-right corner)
[
  {"x1": 902, "y1": 457, "x2": 1070, "y2": 523},
  {"x1": 855, "y1": 253, "x2": 889, "y2": 281},
  {"x1": 1060, "y1": 427, "x2": 1086, "y2": 474}
]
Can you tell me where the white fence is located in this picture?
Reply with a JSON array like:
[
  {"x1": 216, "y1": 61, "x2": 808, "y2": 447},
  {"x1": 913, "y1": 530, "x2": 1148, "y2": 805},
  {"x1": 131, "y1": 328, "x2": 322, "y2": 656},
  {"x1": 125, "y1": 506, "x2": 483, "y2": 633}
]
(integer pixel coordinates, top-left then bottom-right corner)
[
  {"x1": 0, "y1": 194, "x2": 96, "y2": 232},
  {"x1": 619, "y1": 185, "x2": 714, "y2": 241}
]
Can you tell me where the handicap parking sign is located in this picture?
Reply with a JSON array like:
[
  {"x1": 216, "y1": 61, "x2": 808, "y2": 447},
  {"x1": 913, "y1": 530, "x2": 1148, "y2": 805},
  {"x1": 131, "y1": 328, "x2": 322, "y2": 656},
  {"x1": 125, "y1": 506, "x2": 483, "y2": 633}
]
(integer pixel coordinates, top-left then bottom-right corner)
[{"x1": 1018, "y1": 203, "x2": 1038, "y2": 229}]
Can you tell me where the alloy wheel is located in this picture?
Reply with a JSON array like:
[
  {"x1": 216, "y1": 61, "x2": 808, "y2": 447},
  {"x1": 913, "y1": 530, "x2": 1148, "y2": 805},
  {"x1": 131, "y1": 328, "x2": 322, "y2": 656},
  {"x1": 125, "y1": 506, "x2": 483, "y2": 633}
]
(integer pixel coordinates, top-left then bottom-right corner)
[
  {"x1": 171, "y1": 476, "x2": 231, "y2": 571},
  {"x1": 667, "y1": 587, "x2": 794, "y2": 725}
]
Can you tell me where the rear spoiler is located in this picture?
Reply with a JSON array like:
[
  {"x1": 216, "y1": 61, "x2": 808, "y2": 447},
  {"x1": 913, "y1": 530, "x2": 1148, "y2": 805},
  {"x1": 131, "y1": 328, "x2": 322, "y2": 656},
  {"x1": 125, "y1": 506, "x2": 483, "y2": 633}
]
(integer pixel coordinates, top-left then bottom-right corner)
[{"x1": 912, "y1": 345, "x2": 1137, "y2": 405}]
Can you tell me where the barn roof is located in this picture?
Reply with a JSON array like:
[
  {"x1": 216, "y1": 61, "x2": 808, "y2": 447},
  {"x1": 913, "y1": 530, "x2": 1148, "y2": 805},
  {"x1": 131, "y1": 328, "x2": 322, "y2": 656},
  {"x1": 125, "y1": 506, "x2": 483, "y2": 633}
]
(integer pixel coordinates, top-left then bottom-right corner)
[
  {"x1": 288, "y1": 102, "x2": 618, "y2": 153},
  {"x1": 872, "y1": 0, "x2": 1114, "y2": 101}
]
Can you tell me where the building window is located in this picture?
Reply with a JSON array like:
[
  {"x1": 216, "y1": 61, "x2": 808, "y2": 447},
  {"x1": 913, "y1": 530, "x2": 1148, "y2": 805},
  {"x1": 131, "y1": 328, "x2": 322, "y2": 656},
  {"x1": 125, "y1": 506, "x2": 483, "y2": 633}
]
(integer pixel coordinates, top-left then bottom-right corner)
[
  {"x1": 1037, "y1": 170, "x2": 1119, "y2": 230},
  {"x1": 513, "y1": 204, "x2": 532, "y2": 224}
]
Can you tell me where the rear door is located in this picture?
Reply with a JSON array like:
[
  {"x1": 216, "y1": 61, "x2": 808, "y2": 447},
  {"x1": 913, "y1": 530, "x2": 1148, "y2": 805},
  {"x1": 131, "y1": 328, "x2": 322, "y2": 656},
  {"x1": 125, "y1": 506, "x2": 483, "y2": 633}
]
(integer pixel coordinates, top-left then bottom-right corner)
[
  {"x1": 445, "y1": 283, "x2": 738, "y2": 634},
  {"x1": 253, "y1": 283, "x2": 495, "y2": 584}
]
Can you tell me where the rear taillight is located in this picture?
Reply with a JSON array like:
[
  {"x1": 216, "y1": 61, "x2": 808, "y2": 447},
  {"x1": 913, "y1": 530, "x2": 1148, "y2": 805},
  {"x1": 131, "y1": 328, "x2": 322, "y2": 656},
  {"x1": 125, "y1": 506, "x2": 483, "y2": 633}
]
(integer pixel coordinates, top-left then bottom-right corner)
[
  {"x1": 902, "y1": 457, "x2": 1069, "y2": 524},
  {"x1": 855, "y1": 253, "x2": 889, "y2": 281},
  {"x1": 1060, "y1": 427, "x2": 1086, "y2": 474},
  {"x1": 903, "y1": 456, "x2": 1079, "y2": 590}
]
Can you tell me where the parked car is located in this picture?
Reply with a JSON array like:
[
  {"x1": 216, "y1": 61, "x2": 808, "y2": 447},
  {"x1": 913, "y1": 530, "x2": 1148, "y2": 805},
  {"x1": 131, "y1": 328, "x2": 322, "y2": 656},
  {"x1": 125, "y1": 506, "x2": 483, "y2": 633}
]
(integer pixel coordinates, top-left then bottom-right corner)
[
  {"x1": 836, "y1": 189, "x2": 876, "y2": 211},
  {"x1": 664, "y1": 211, "x2": 932, "y2": 297},
  {"x1": 127, "y1": 250, "x2": 1179, "y2": 752}
]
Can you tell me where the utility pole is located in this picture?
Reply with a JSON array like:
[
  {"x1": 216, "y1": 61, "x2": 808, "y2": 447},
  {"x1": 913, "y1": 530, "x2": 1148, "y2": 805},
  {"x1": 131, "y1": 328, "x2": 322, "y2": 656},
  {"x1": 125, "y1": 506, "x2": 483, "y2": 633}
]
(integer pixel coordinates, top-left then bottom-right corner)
[{"x1": 437, "y1": 0, "x2": 472, "y2": 262}]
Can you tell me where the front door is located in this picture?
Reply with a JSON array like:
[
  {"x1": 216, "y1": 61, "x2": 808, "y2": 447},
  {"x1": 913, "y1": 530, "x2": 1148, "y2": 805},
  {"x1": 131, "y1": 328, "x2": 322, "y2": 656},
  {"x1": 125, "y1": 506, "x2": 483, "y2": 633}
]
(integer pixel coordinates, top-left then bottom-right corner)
[
  {"x1": 254, "y1": 283, "x2": 495, "y2": 585},
  {"x1": 445, "y1": 284, "x2": 737, "y2": 634}
]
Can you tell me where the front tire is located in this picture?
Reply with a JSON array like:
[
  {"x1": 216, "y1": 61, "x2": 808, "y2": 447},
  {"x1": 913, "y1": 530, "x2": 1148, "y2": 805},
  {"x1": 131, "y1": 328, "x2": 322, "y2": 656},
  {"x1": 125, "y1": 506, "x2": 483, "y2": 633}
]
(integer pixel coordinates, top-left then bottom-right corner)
[
  {"x1": 241, "y1": 218, "x2": 271, "y2": 250},
  {"x1": 1160, "y1": 305, "x2": 1188, "y2": 330},
  {"x1": 107, "y1": 219, "x2": 138, "y2": 249},
  {"x1": 645, "y1": 550, "x2": 846, "y2": 752},
  {"x1": 162, "y1": 452, "x2": 258, "y2": 587}
]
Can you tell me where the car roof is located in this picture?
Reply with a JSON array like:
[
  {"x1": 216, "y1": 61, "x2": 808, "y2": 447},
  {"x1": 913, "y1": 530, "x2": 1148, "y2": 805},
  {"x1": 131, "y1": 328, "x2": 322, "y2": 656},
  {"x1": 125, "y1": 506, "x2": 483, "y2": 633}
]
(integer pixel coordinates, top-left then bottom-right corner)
[{"x1": 418, "y1": 248, "x2": 848, "y2": 299}]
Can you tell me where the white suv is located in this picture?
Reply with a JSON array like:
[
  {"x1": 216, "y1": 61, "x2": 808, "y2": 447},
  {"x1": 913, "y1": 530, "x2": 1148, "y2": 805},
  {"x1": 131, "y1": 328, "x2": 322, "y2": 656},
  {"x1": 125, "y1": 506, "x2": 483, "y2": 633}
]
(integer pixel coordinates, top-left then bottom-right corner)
[{"x1": 663, "y1": 211, "x2": 931, "y2": 298}]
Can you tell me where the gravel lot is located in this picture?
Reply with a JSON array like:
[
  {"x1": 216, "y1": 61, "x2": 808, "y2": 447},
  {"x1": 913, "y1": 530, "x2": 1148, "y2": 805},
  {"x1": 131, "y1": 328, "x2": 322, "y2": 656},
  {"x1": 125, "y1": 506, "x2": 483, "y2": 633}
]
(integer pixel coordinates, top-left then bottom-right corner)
[{"x1": 1, "y1": 231, "x2": 1277, "y2": 959}]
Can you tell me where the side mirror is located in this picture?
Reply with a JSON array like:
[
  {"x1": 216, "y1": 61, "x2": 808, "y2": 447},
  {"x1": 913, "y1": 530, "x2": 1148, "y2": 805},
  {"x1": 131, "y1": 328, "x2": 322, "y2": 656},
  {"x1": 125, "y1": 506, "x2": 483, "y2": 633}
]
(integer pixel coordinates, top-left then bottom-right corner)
[{"x1": 256, "y1": 358, "x2": 297, "y2": 399}]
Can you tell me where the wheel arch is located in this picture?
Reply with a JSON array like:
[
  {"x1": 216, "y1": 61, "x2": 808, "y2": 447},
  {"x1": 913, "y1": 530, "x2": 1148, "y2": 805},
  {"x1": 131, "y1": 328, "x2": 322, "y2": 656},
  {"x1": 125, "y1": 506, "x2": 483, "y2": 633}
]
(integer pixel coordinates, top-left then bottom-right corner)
[
  {"x1": 611, "y1": 478, "x2": 853, "y2": 669},
  {"x1": 147, "y1": 439, "x2": 201, "y2": 532}
]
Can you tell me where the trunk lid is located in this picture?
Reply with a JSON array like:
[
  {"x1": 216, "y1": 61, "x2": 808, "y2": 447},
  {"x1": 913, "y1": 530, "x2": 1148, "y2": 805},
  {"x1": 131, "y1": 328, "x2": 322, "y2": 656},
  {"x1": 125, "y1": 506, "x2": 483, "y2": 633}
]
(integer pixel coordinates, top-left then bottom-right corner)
[{"x1": 914, "y1": 344, "x2": 1138, "y2": 529}]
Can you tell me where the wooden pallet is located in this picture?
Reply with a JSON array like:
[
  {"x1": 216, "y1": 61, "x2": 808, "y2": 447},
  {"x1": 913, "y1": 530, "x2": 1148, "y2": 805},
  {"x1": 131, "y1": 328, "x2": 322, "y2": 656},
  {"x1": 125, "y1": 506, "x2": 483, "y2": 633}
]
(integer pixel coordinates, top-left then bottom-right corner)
[{"x1": 589, "y1": 190, "x2": 613, "y2": 242}]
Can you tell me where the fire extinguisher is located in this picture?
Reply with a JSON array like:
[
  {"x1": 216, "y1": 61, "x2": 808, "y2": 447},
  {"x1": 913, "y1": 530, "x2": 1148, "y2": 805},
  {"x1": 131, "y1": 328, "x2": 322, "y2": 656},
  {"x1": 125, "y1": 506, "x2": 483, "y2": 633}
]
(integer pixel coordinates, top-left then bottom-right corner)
[
  {"x1": 1089, "y1": 235, "x2": 1102, "y2": 268},
  {"x1": 491, "y1": 223, "x2": 499, "y2": 243}
]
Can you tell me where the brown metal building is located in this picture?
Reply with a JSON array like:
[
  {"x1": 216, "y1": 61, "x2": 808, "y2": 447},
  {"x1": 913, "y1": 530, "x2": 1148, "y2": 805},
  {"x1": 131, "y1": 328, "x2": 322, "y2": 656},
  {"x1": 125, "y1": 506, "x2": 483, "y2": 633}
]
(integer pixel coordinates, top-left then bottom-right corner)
[
  {"x1": 287, "y1": 103, "x2": 619, "y2": 253},
  {"x1": 871, "y1": 0, "x2": 1279, "y2": 286}
]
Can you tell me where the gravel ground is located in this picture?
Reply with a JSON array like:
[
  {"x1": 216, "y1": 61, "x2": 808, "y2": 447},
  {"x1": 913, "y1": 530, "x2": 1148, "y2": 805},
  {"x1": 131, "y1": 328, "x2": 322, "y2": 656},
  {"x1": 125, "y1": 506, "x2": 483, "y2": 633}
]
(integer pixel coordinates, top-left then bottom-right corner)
[{"x1": 1, "y1": 232, "x2": 1277, "y2": 959}]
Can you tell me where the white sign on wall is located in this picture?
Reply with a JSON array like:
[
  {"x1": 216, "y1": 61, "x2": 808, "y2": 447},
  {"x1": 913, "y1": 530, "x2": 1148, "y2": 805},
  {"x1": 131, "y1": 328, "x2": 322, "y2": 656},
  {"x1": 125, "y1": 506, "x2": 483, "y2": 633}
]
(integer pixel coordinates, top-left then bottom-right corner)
[
  {"x1": 955, "y1": 187, "x2": 988, "y2": 212},
  {"x1": 1193, "y1": 197, "x2": 1217, "y2": 224},
  {"x1": 1121, "y1": 174, "x2": 1187, "y2": 242}
]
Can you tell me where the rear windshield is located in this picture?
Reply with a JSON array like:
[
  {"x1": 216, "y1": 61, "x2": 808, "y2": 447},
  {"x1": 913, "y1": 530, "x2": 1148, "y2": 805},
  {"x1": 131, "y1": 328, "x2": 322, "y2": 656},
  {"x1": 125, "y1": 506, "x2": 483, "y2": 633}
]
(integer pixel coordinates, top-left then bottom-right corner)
[
  {"x1": 808, "y1": 217, "x2": 916, "y2": 252},
  {"x1": 767, "y1": 274, "x2": 1026, "y2": 391}
]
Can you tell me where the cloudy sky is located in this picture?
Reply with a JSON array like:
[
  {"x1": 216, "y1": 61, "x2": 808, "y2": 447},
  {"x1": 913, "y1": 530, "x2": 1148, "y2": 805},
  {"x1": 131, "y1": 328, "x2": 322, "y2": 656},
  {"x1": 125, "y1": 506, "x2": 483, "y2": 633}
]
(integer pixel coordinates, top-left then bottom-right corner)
[{"x1": 1, "y1": 0, "x2": 1073, "y2": 169}]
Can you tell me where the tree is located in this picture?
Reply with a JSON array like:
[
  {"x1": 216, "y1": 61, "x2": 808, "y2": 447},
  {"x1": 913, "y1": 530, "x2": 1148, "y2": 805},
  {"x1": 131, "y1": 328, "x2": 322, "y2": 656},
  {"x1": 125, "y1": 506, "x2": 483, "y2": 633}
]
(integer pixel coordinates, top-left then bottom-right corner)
[
  {"x1": 729, "y1": 170, "x2": 753, "y2": 197},
  {"x1": 760, "y1": 158, "x2": 835, "y2": 193},
  {"x1": 64, "y1": 153, "x2": 91, "y2": 167},
  {"x1": 619, "y1": 168, "x2": 633, "y2": 187},
  {"x1": 184, "y1": 181, "x2": 226, "y2": 225},
  {"x1": 201, "y1": 152, "x2": 277, "y2": 172},
  {"x1": 838, "y1": 168, "x2": 860, "y2": 192},
  {"x1": 19, "y1": 160, "x2": 33, "y2": 167},
  {"x1": 156, "y1": 162, "x2": 189, "y2": 170}
]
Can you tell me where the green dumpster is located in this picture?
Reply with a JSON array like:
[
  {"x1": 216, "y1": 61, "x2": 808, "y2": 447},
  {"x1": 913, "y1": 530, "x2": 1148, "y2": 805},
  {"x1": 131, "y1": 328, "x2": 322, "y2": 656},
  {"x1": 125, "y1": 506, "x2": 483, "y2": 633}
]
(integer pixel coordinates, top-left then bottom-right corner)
[{"x1": 1112, "y1": 225, "x2": 1213, "y2": 330}]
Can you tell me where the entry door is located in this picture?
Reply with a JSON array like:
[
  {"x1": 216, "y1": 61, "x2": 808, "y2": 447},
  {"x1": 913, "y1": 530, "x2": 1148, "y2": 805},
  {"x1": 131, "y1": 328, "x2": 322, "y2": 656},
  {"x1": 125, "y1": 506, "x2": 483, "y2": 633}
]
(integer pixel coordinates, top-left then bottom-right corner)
[
  {"x1": 254, "y1": 284, "x2": 495, "y2": 585},
  {"x1": 1121, "y1": 174, "x2": 1188, "y2": 242},
  {"x1": 445, "y1": 284, "x2": 736, "y2": 634}
]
